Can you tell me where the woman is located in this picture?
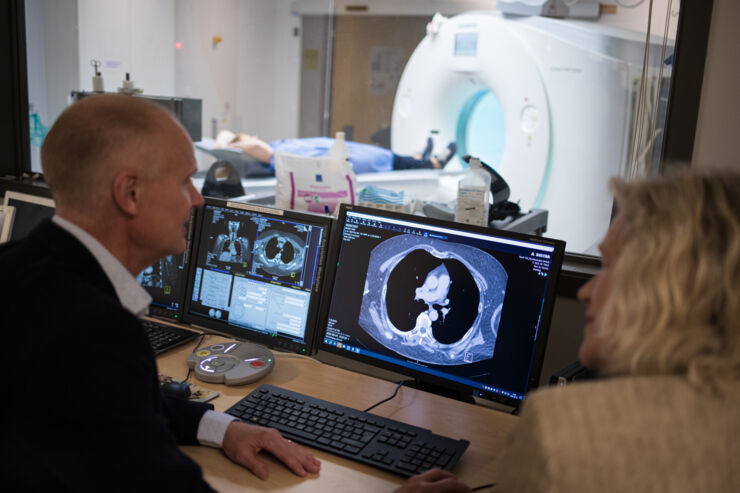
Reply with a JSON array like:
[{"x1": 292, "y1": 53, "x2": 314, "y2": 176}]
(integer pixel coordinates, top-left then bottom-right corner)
[
  {"x1": 398, "y1": 170, "x2": 740, "y2": 492},
  {"x1": 494, "y1": 170, "x2": 740, "y2": 492}
]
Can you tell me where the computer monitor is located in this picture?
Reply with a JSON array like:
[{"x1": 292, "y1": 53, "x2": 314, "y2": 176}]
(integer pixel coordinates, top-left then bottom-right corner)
[
  {"x1": 318, "y1": 204, "x2": 566, "y2": 408},
  {"x1": 136, "y1": 213, "x2": 196, "y2": 320},
  {"x1": 2, "y1": 191, "x2": 55, "y2": 242},
  {"x1": 183, "y1": 198, "x2": 332, "y2": 354}
]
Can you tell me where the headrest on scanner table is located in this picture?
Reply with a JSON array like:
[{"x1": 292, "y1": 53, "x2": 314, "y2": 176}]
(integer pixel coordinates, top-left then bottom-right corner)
[{"x1": 201, "y1": 160, "x2": 246, "y2": 199}]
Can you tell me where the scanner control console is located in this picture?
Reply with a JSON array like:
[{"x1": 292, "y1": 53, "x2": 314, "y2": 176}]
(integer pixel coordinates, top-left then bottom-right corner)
[{"x1": 187, "y1": 341, "x2": 274, "y2": 385}]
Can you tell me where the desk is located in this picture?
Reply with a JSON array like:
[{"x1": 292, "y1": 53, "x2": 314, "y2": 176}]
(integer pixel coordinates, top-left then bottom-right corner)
[{"x1": 158, "y1": 337, "x2": 517, "y2": 492}]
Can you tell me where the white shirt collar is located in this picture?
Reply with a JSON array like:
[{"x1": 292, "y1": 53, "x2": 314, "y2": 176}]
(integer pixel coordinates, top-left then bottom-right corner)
[{"x1": 52, "y1": 216, "x2": 152, "y2": 316}]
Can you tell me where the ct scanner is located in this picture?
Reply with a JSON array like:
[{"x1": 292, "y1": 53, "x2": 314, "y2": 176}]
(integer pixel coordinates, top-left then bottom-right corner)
[{"x1": 391, "y1": 11, "x2": 670, "y2": 252}]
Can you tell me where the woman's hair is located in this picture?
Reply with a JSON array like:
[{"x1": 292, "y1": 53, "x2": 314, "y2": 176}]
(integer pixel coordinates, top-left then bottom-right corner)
[{"x1": 597, "y1": 169, "x2": 740, "y2": 390}]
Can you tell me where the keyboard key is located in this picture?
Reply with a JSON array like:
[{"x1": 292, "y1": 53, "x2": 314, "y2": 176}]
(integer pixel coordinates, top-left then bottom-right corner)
[
  {"x1": 397, "y1": 461, "x2": 418, "y2": 473},
  {"x1": 340, "y1": 437, "x2": 365, "y2": 449}
]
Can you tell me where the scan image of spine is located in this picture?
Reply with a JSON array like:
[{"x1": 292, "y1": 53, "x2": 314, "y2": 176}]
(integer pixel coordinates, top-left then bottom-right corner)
[{"x1": 213, "y1": 220, "x2": 250, "y2": 264}]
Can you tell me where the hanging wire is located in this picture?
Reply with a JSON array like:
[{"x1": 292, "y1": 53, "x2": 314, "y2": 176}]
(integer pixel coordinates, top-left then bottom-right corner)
[
  {"x1": 628, "y1": 0, "x2": 655, "y2": 178},
  {"x1": 630, "y1": 0, "x2": 676, "y2": 177},
  {"x1": 641, "y1": 0, "x2": 675, "y2": 174}
]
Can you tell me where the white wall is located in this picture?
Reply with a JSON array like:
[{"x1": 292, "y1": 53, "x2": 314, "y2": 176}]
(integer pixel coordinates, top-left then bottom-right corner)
[
  {"x1": 77, "y1": 0, "x2": 175, "y2": 96},
  {"x1": 175, "y1": 0, "x2": 240, "y2": 139},
  {"x1": 269, "y1": 0, "x2": 302, "y2": 140},
  {"x1": 175, "y1": 0, "x2": 300, "y2": 142},
  {"x1": 234, "y1": 0, "x2": 301, "y2": 141},
  {"x1": 25, "y1": 0, "x2": 49, "y2": 132},
  {"x1": 692, "y1": 0, "x2": 740, "y2": 171},
  {"x1": 25, "y1": 0, "x2": 79, "y2": 173}
]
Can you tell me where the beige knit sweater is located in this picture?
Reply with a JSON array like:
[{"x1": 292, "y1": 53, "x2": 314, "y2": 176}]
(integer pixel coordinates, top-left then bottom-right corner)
[{"x1": 495, "y1": 376, "x2": 740, "y2": 492}]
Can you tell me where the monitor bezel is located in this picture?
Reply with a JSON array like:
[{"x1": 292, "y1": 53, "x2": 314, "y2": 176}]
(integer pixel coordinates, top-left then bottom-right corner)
[
  {"x1": 0, "y1": 205, "x2": 15, "y2": 243},
  {"x1": 316, "y1": 203, "x2": 566, "y2": 408},
  {"x1": 2, "y1": 190, "x2": 56, "y2": 209},
  {"x1": 181, "y1": 197, "x2": 333, "y2": 355},
  {"x1": 2, "y1": 191, "x2": 56, "y2": 242}
]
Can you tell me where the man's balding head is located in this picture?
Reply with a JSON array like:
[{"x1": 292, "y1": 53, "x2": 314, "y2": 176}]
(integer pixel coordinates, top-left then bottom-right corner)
[
  {"x1": 41, "y1": 94, "x2": 203, "y2": 275},
  {"x1": 41, "y1": 95, "x2": 180, "y2": 209}
]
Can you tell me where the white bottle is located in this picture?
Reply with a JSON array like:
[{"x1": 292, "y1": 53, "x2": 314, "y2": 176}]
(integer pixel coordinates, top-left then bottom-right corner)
[
  {"x1": 454, "y1": 157, "x2": 491, "y2": 227},
  {"x1": 328, "y1": 131, "x2": 350, "y2": 168}
]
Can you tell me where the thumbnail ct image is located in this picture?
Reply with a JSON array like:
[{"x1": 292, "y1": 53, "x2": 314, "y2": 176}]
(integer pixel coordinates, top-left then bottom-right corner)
[
  {"x1": 251, "y1": 222, "x2": 309, "y2": 283},
  {"x1": 138, "y1": 255, "x2": 179, "y2": 292},
  {"x1": 211, "y1": 220, "x2": 251, "y2": 265}
]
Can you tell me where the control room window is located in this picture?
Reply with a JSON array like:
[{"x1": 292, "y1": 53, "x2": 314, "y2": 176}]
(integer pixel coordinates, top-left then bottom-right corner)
[{"x1": 23, "y1": 0, "x2": 681, "y2": 255}]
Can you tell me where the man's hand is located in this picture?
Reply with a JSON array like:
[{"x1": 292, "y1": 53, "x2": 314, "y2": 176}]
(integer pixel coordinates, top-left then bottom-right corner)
[
  {"x1": 394, "y1": 468, "x2": 471, "y2": 493},
  {"x1": 222, "y1": 420, "x2": 321, "y2": 480}
]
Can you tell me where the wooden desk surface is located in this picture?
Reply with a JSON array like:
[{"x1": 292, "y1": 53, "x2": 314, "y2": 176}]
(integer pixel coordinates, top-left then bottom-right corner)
[{"x1": 157, "y1": 336, "x2": 517, "y2": 492}]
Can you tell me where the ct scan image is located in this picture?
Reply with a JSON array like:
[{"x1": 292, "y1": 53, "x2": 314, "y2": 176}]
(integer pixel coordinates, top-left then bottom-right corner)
[
  {"x1": 138, "y1": 255, "x2": 179, "y2": 293},
  {"x1": 207, "y1": 218, "x2": 254, "y2": 270},
  {"x1": 358, "y1": 234, "x2": 507, "y2": 365},
  {"x1": 251, "y1": 221, "x2": 309, "y2": 284}
]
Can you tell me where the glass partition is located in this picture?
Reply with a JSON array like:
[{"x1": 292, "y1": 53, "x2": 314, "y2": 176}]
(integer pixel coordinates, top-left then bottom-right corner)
[{"x1": 23, "y1": 0, "x2": 681, "y2": 254}]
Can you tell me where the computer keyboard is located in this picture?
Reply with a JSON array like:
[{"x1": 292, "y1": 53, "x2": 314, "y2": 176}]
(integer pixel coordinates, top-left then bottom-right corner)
[
  {"x1": 226, "y1": 384, "x2": 470, "y2": 477},
  {"x1": 140, "y1": 318, "x2": 199, "y2": 355}
]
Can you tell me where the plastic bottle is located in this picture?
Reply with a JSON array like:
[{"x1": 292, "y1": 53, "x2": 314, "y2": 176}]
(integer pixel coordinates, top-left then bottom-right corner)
[
  {"x1": 454, "y1": 157, "x2": 491, "y2": 227},
  {"x1": 328, "y1": 131, "x2": 350, "y2": 166}
]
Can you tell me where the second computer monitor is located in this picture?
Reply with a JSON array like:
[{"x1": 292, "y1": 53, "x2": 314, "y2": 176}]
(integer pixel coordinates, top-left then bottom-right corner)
[
  {"x1": 2, "y1": 191, "x2": 55, "y2": 242},
  {"x1": 183, "y1": 199, "x2": 332, "y2": 354},
  {"x1": 318, "y1": 204, "x2": 565, "y2": 408},
  {"x1": 136, "y1": 213, "x2": 197, "y2": 320}
]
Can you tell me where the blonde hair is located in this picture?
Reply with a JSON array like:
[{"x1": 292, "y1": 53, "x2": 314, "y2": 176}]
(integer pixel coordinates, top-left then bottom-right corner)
[{"x1": 597, "y1": 170, "x2": 740, "y2": 390}]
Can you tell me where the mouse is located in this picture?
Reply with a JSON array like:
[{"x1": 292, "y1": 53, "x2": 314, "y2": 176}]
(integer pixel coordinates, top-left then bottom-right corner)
[{"x1": 159, "y1": 381, "x2": 191, "y2": 400}]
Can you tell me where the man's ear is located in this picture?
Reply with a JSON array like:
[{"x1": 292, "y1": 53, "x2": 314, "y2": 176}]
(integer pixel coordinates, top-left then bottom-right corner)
[{"x1": 112, "y1": 170, "x2": 140, "y2": 217}]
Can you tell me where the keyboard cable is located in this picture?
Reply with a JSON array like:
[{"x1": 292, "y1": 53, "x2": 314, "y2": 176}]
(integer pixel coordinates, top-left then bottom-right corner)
[{"x1": 363, "y1": 380, "x2": 414, "y2": 413}]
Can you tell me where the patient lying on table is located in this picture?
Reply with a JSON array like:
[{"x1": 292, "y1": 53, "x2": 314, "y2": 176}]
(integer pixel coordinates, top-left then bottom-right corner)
[{"x1": 200, "y1": 130, "x2": 456, "y2": 176}]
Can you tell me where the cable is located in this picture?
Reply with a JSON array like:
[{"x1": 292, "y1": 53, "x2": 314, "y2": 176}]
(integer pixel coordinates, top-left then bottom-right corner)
[
  {"x1": 644, "y1": 0, "x2": 674, "y2": 173},
  {"x1": 629, "y1": 0, "x2": 654, "y2": 178},
  {"x1": 363, "y1": 380, "x2": 412, "y2": 413}
]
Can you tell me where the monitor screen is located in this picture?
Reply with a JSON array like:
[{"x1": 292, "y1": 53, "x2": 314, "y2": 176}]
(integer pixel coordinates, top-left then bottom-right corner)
[
  {"x1": 136, "y1": 213, "x2": 196, "y2": 320},
  {"x1": 183, "y1": 199, "x2": 332, "y2": 354},
  {"x1": 318, "y1": 205, "x2": 565, "y2": 407},
  {"x1": 2, "y1": 191, "x2": 55, "y2": 241}
]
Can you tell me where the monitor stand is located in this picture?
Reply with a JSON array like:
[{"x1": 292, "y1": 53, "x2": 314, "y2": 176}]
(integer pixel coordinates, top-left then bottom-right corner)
[{"x1": 408, "y1": 378, "x2": 475, "y2": 404}]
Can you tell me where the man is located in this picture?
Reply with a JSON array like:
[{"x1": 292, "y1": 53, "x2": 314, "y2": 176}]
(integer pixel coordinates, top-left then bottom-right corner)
[{"x1": 0, "y1": 95, "x2": 319, "y2": 490}]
